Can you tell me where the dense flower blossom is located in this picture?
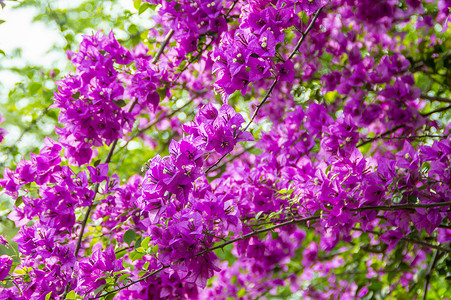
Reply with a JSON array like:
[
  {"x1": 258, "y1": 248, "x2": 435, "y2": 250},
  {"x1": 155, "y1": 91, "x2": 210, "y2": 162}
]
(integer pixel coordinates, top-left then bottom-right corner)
[{"x1": 2, "y1": 0, "x2": 451, "y2": 299}]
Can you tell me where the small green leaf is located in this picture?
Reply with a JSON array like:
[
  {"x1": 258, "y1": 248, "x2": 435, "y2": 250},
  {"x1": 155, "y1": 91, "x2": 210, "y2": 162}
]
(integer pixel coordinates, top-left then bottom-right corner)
[
  {"x1": 0, "y1": 20, "x2": 5, "y2": 25},
  {"x1": 93, "y1": 159, "x2": 101, "y2": 167},
  {"x1": 105, "y1": 292, "x2": 117, "y2": 300},
  {"x1": 150, "y1": 245, "x2": 159, "y2": 254},
  {"x1": 123, "y1": 229, "x2": 136, "y2": 246},
  {"x1": 141, "y1": 237, "x2": 151, "y2": 249},
  {"x1": 237, "y1": 288, "x2": 246, "y2": 297},
  {"x1": 15, "y1": 196, "x2": 23, "y2": 207},
  {"x1": 29, "y1": 82, "x2": 42, "y2": 94},
  {"x1": 139, "y1": 3, "x2": 150, "y2": 14},
  {"x1": 71, "y1": 91, "x2": 81, "y2": 99},
  {"x1": 113, "y1": 99, "x2": 127, "y2": 107},
  {"x1": 0, "y1": 49, "x2": 5, "y2": 55},
  {"x1": 45, "y1": 292, "x2": 52, "y2": 300},
  {"x1": 133, "y1": 0, "x2": 142, "y2": 10},
  {"x1": 255, "y1": 211, "x2": 264, "y2": 220},
  {"x1": 118, "y1": 273, "x2": 131, "y2": 283},
  {"x1": 230, "y1": 275, "x2": 237, "y2": 284},
  {"x1": 134, "y1": 237, "x2": 143, "y2": 249},
  {"x1": 66, "y1": 291, "x2": 76, "y2": 299},
  {"x1": 93, "y1": 284, "x2": 107, "y2": 297}
]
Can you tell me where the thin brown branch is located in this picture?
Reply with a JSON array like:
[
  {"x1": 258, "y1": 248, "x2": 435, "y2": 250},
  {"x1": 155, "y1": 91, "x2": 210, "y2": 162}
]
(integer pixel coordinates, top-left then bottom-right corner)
[
  {"x1": 421, "y1": 94, "x2": 451, "y2": 104},
  {"x1": 421, "y1": 105, "x2": 451, "y2": 117},
  {"x1": 357, "y1": 124, "x2": 405, "y2": 148},
  {"x1": 423, "y1": 249, "x2": 440, "y2": 300},
  {"x1": 352, "y1": 201, "x2": 451, "y2": 212},
  {"x1": 206, "y1": 8, "x2": 323, "y2": 174},
  {"x1": 373, "y1": 134, "x2": 446, "y2": 140},
  {"x1": 10, "y1": 104, "x2": 51, "y2": 149},
  {"x1": 195, "y1": 215, "x2": 319, "y2": 256},
  {"x1": 91, "y1": 215, "x2": 319, "y2": 298},
  {"x1": 116, "y1": 99, "x2": 193, "y2": 154},
  {"x1": 206, "y1": 146, "x2": 253, "y2": 174},
  {"x1": 242, "y1": 7, "x2": 322, "y2": 134},
  {"x1": 63, "y1": 27, "x2": 196, "y2": 298},
  {"x1": 354, "y1": 228, "x2": 451, "y2": 253},
  {"x1": 90, "y1": 265, "x2": 169, "y2": 300},
  {"x1": 152, "y1": 29, "x2": 174, "y2": 64},
  {"x1": 225, "y1": 0, "x2": 238, "y2": 17}
]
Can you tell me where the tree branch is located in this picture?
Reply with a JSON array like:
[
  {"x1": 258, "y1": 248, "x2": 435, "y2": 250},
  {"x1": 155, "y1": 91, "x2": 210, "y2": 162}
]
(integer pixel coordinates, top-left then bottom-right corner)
[
  {"x1": 195, "y1": 215, "x2": 319, "y2": 256},
  {"x1": 62, "y1": 29, "x2": 175, "y2": 298},
  {"x1": 352, "y1": 201, "x2": 451, "y2": 212},
  {"x1": 423, "y1": 249, "x2": 440, "y2": 300},
  {"x1": 89, "y1": 265, "x2": 170, "y2": 300},
  {"x1": 152, "y1": 29, "x2": 174, "y2": 64},
  {"x1": 90, "y1": 215, "x2": 319, "y2": 299},
  {"x1": 205, "y1": 8, "x2": 323, "y2": 174},
  {"x1": 421, "y1": 105, "x2": 451, "y2": 117},
  {"x1": 357, "y1": 125, "x2": 405, "y2": 148},
  {"x1": 353, "y1": 228, "x2": 451, "y2": 253},
  {"x1": 421, "y1": 94, "x2": 451, "y2": 104}
]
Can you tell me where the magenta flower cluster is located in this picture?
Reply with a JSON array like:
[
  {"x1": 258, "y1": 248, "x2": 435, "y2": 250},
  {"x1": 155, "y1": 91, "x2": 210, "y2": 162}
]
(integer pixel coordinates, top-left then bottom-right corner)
[{"x1": 1, "y1": 0, "x2": 451, "y2": 299}]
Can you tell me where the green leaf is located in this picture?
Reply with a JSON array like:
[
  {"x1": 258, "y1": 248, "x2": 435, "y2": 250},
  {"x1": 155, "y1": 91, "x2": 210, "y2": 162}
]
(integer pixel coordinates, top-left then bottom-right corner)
[
  {"x1": 230, "y1": 275, "x2": 237, "y2": 284},
  {"x1": 237, "y1": 288, "x2": 246, "y2": 297},
  {"x1": 134, "y1": 237, "x2": 143, "y2": 249},
  {"x1": 150, "y1": 245, "x2": 159, "y2": 254},
  {"x1": 123, "y1": 229, "x2": 136, "y2": 246},
  {"x1": 71, "y1": 91, "x2": 81, "y2": 99},
  {"x1": 118, "y1": 273, "x2": 131, "y2": 283},
  {"x1": 113, "y1": 99, "x2": 127, "y2": 107},
  {"x1": 255, "y1": 211, "x2": 264, "y2": 221},
  {"x1": 93, "y1": 284, "x2": 107, "y2": 297},
  {"x1": 141, "y1": 237, "x2": 151, "y2": 249},
  {"x1": 0, "y1": 20, "x2": 5, "y2": 25},
  {"x1": 15, "y1": 196, "x2": 23, "y2": 207},
  {"x1": 133, "y1": 0, "x2": 142, "y2": 10},
  {"x1": 105, "y1": 293, "x2": 117, "y2": 300},
  {"x1": 29, "y1": 82, "x2": 42, "y2": 94},
  {"x1": 45, "y1": 292, "x2": 52, "y2": 300},
  {"x1": 138, "y1": 3, "x2": 150, "y2": 14},
  {"x1": 0, "y1": 49, "x2": 5, "y2": 55},
  {"x1": 66, "y1": 291, "x2": 76, "y2": 299}
]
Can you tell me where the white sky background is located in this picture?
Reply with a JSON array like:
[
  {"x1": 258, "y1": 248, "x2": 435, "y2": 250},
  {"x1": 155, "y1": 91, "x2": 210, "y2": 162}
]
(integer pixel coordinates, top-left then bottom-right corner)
[
  {"x1": 0, "y1": 0, "x2": 145, "y2": 89},
  {"x1": 0, "y1": 0, "x2": 154, "y2": 151}
]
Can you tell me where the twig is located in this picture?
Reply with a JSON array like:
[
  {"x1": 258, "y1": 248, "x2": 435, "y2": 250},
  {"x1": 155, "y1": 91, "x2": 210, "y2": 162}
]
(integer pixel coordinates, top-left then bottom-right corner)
[
  {"x1": 353, "y1": 228, "x2": 451, "y2": 253},
  {"x1": 62, "y1": 29, "x2": 175, "y2": 298},
  {"x1": 91, "y1": 215, "x2": 319, "y2": 298},
  {"x1": 421, "y1": 105, "x2": 451, "y2": 117},
  {"x1": 115, "y1": 99, "x2": 193, "y2": 154},
  {"x1": 371, "y1": 134, "x2": 446, "y2": 140},
  {"x1": 89, "y1": 265, "x2": 170, "y2": 299},
  {"x1": 10, "y1": 104, "x2": 51, "y2": 149},
  {"x1": 195, "y1": 215, "x2": 319, "y2": 256},
  {"x1": 73, "y1": 23, "x2": 174, "y2": 257},
  {"x1": 402, "y1": 238, "x2": 451, "y2": 253},
  {"x1": 357, "y1": 124, "x2": 405, "y2": 148},
  {"x1": 152, "y1": 29, "x2": 174, "y2": 64},
  {"x1": 206, "y1": 146, "x2": 253, "y2": 174},
  {"x1": 423, "y1": 249, "x2": 439, "y2": 300},
  {"x1": 205, "y1": 8, "x2": 323, "y2": 174},
  {"x1": 225, "y1": 0, "x2": 238, "y2": 17},
  {"x1": 421, "y1": 94, "x2": 451, "y2": 104},
  {"x1": 352, "y1": 201, "x2": 451, "y2": 212},
  {"x1": 243, "y1": 7, "x2": 322, "y2": 133}
]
